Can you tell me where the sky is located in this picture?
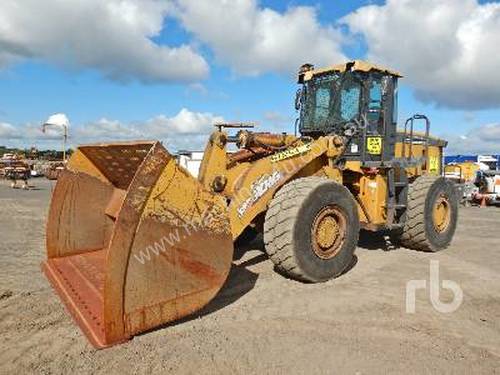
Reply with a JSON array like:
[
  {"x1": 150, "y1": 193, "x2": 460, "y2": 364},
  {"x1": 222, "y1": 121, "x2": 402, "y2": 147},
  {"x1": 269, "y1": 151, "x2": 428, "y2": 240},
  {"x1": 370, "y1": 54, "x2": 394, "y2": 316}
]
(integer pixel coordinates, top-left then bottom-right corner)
[{"x1": 0, "y1": 0, "x2": 499, "y2": 155}]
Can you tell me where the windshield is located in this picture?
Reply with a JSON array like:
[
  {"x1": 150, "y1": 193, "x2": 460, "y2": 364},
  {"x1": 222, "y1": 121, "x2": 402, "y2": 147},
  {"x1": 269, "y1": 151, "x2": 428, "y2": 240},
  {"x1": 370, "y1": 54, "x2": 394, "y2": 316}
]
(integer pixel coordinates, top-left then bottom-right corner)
[{"x1": 300, "y1": 72, "x2": 362, "y2": 134}]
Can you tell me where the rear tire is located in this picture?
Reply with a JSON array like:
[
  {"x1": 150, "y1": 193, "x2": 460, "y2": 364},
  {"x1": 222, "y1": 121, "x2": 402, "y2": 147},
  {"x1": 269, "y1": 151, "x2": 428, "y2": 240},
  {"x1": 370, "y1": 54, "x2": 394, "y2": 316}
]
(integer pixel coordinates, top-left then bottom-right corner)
[
  {"x1": 399, "y1": 176, "x2": 458, "y2": 252},
  {"x1": 264, "y1": 177, "x2": 359, "y2": 282}
]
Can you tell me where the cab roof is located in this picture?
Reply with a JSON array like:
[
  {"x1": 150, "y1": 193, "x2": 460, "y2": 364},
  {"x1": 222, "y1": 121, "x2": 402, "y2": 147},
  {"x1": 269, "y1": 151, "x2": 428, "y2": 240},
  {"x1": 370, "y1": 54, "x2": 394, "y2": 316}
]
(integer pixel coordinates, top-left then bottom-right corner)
[{"x1": 300, "y1": 60, "x2": 403, "y2": 82}]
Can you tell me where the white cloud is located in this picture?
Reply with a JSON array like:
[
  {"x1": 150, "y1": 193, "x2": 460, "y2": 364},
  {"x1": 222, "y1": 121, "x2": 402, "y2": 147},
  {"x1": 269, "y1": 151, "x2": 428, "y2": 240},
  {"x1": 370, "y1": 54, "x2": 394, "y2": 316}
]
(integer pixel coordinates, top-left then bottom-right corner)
[
  {"x1": 0, "y1": 0, "x2": 208, "y2": 83},
  {"x1": 444, "y1": 123, "x2": 500, "y2": 154},
  {"x1": 72, "y1": 108, "x2": 223, "y2": 149},
  {"x1": 475, "y1": 123, "x2": 500, "y2": 143},
  {"x1": 0, "y1": 108, "x2": 223, "y2": 151},
  {"x1": 74, "y1": 118, "x2": 143, "y2": 141},
  {"x1": 0, "y1": 121, "x2": 55, "y2": 141},
  {"x1": 0, "y1": 122, "x2": 18, "y2": 139},
  {"x1": 175, "y1": 0, "x2": 347, "y2": 76},
  {"x1": 187, "y1": 83, "x2": 209, "y2": 96},
  {"x1": 343, "y1": 0, "x2": 500, "y2": 109},
  {"x1": 142, "y1": 108, "x2": 223, "y2": 136}
]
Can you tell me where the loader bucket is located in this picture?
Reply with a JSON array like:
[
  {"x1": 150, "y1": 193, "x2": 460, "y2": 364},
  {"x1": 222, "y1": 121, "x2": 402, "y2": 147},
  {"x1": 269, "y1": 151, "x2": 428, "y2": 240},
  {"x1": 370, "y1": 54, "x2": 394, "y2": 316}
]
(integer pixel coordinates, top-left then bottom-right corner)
[{"x1": 42, "y1": 141, "x2": 233, "y2": 348}]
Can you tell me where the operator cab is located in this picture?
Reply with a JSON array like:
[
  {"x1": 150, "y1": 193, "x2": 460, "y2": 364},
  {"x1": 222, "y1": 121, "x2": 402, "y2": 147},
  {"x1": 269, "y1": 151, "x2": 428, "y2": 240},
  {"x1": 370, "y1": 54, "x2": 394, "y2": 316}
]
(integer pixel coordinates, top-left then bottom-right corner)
[{"x1": 297, "y1": 60, "x2": 401, "y2": 165}]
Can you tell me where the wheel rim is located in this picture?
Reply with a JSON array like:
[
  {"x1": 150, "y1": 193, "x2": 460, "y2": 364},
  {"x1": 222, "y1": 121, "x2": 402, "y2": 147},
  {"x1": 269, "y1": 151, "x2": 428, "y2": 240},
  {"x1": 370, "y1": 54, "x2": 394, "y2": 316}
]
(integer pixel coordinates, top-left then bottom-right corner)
[
  {"x1": 433, "y1": 195, "x2": 451, "y2": 233},
  {"x1": 311, "y1": 205, "x2": 347, "y2": 259}
]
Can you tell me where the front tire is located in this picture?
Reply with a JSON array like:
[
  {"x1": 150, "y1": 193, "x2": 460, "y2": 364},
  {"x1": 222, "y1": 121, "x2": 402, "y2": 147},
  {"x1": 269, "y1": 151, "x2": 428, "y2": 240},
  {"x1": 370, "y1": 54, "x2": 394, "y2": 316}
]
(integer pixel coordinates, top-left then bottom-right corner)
[{"x1": 264, "y1": 177, "x2": 359, "y2": 282}]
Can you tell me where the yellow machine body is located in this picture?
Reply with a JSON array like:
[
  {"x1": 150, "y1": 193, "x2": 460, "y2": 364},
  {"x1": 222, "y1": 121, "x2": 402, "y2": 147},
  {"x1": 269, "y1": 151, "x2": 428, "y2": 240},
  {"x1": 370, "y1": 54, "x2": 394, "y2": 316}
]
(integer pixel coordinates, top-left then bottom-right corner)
[{"x1": 43, "y1": 61, "x2": 449, "y2": 348}]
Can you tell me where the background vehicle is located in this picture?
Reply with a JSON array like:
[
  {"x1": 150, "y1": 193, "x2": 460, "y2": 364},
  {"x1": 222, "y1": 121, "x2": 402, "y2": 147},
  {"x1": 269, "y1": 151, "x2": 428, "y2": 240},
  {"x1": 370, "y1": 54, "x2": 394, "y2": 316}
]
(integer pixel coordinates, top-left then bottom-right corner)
[
  {"x1": 1, "y1": 153, "x2": 31, "y2": 188},
  {"x1": 445, "y1": 155, "x2": 500, "y2": 205}
]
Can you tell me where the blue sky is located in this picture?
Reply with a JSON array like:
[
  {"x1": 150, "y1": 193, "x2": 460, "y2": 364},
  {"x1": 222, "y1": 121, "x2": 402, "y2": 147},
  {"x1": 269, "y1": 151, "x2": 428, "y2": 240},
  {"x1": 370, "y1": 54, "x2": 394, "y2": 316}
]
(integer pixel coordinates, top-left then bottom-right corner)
[{"x1": 0, "y1": 0, "x2": 499, "y2": 154}]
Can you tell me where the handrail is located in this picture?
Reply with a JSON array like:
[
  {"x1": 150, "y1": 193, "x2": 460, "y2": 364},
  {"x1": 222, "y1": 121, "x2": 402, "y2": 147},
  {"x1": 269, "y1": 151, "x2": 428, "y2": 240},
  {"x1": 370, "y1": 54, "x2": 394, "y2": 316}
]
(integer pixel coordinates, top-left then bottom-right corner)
[{"x1": 403, "y1": 114, "x2": 430, "y2": 169}]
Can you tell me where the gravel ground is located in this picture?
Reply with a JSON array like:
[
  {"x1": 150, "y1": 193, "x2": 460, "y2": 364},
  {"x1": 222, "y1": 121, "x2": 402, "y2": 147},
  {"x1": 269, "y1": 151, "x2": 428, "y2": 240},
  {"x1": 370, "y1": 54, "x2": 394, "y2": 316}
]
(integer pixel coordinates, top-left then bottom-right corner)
[{"x1": 0, "y1": 178, "x2": 499, "y2": 374}]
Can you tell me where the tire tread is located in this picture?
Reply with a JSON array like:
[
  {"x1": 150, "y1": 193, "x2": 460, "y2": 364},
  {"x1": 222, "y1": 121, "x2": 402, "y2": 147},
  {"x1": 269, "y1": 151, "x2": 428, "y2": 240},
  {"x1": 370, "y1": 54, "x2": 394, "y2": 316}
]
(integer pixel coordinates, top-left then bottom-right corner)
[{"x1": 400, "y1": 176, "x2": 442, "y2": 251}]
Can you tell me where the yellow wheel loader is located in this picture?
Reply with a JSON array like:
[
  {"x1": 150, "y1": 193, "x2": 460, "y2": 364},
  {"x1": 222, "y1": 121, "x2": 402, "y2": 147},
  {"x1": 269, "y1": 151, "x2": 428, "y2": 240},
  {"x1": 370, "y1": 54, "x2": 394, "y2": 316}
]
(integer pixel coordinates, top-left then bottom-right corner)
[{"x1": 43, "y1": 60, "x2": 458, "y2": 348}]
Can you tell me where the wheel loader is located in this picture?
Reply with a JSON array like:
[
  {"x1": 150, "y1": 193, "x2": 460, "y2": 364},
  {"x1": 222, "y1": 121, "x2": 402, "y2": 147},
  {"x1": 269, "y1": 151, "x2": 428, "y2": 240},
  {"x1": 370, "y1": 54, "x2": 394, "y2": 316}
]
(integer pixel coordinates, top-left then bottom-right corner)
[{"x1": 43, "y1": 60, "x2": 458, "y2": 348}]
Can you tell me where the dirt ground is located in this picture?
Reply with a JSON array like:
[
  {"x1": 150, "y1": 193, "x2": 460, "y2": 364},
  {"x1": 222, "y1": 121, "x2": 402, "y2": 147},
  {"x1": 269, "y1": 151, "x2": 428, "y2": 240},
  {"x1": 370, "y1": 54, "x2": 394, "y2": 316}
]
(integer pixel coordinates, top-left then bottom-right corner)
[{"x1": 0, "y1": 178, "x2": 499, "y2": 374}]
